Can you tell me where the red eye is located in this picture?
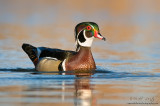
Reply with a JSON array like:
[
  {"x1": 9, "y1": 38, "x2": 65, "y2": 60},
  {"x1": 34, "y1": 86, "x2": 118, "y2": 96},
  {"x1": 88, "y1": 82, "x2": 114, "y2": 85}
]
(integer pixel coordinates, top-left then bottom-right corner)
[{"x1": 86, "y1": 26, "x2": 91, "y2": 30}]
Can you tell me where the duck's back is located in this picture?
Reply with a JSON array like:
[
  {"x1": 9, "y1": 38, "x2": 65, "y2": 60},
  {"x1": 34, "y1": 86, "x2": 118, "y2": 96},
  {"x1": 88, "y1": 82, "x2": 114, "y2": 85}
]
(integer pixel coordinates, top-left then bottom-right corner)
[{"x1": 22, "y1": 43, "x2": 76, "y2": 71}]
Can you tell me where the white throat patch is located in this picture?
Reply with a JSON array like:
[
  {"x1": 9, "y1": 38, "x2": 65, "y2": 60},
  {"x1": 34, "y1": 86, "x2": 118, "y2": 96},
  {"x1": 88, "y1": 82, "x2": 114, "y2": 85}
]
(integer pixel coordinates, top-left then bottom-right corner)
[{"x1": 78, "y1": 30, "x2": 94, "y2": 47}]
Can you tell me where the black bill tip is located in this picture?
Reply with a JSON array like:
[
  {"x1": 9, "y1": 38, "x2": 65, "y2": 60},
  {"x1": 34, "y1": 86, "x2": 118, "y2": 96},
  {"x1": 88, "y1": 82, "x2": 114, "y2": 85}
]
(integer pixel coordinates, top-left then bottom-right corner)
[{"x1": 102, "y1": 37, "x2": 106, "y2": 41}]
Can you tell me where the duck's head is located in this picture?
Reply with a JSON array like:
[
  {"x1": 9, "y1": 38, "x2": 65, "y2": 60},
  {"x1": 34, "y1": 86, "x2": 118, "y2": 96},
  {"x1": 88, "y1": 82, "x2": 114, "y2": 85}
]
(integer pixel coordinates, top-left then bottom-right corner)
[{"x1": 75, "y1": 22, "x2": 106, "y2": 51}]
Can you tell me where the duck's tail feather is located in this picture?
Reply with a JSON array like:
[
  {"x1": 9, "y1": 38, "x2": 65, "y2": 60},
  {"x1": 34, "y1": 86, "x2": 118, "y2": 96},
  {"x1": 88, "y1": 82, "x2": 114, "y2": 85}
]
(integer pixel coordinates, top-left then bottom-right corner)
[{"x1": 22, "y1": 43, "x2": 38, "y2": 66}]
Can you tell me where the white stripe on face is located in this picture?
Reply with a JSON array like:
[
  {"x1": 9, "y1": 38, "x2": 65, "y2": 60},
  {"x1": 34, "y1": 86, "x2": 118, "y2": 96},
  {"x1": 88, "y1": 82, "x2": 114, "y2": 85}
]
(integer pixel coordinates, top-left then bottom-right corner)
[
  {"x1": 78, "y1": 30, "x2": 94, "y2": 47},
  {"x1": 89, "y1": 24, "x2": 94, "y2": 29}
]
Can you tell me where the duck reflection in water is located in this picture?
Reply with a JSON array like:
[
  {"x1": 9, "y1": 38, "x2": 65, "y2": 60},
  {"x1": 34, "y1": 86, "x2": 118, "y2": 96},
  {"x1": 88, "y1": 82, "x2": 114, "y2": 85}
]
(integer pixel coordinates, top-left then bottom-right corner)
[
  {"x1": 74, "y1": 74, "x2": 96, "y2": 106},
  {"x1": 28, "y1": 70, "x2": 96, "y2": 106},
  {"x1": 60, "y1": 70, "x2": 96, "y2": 106}
]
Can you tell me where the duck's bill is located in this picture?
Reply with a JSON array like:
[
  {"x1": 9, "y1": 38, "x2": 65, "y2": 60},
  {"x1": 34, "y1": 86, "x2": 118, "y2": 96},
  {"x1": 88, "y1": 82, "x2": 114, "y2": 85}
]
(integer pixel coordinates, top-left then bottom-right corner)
[{"x1": 94, "y1": 33, "x2": 106, "y2": 41}]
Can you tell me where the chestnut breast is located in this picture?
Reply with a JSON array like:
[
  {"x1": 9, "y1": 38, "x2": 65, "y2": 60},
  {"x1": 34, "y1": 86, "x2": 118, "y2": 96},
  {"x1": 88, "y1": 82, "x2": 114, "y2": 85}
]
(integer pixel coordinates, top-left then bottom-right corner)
[{"x1": 65, "y1": 47, "x2": 96, "y2": 71}]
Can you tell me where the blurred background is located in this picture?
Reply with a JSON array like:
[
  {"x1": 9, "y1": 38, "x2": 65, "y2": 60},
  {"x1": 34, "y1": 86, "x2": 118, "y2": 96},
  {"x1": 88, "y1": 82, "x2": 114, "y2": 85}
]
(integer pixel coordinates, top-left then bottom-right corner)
[
  {"x1": 0, "y1": 0, "x2": 160, "y2": 69},
  {"x1": 0, "y1": 1, "x2": 160, "y2": 105}
]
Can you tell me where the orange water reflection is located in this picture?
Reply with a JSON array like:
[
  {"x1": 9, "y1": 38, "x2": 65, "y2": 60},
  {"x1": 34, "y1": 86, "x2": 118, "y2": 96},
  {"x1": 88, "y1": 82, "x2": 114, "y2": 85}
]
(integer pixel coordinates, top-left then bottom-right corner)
[{"x1": 0, "y1": 74, "x2": 159, "y2": 105}]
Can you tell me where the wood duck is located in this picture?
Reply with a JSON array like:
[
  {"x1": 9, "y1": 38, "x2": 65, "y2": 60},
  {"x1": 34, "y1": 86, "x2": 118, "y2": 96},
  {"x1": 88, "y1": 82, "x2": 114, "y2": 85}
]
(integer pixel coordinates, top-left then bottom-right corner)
[{"x1": 22, "y1": 22, "x2": 106, "y2": 72}]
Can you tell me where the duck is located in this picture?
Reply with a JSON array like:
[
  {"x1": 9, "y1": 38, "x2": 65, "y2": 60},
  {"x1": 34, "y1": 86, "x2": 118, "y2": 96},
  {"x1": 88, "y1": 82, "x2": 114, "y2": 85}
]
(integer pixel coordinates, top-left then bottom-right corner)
[{"x1": 22, "y1": 22, "x2": 106, "y2": 72}]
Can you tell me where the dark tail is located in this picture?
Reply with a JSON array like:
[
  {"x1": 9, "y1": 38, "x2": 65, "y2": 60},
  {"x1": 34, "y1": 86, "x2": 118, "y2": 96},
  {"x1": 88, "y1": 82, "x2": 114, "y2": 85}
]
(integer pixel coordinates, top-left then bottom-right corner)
[{"x1": 22, "y1": 43, "x2": 38, "y2": 66}]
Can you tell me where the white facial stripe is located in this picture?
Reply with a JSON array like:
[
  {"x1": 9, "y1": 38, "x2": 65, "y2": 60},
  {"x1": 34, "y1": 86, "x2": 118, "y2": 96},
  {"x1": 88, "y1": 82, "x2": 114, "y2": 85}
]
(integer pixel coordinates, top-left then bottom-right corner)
[
  {"x1": 89, "y1": 24, "x2": 94, "y2": 29},
  {"x1": 75, "y1": 29, "x2": 83, "y2": 51},
  {"x1": 76, "y1": 24, "x2": 96, "y2": 47},
  {"x1": 78, "y1": 30, "x2": 94, "y2": 47},
  {"x1": 77, "y1": 28, "x2": 85, "y2": 39},
  {"x1": 77, "y1": 24, "x2": 94, "y2": 39}
]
